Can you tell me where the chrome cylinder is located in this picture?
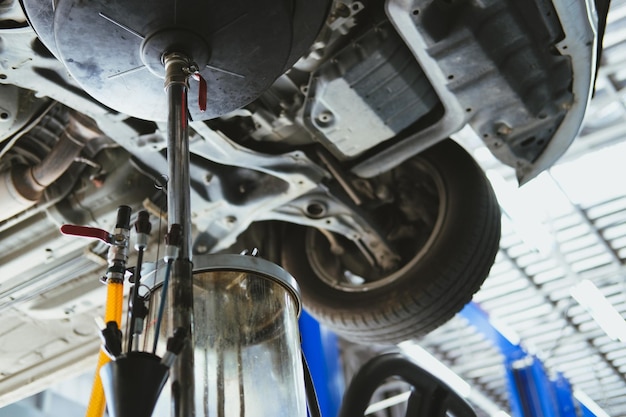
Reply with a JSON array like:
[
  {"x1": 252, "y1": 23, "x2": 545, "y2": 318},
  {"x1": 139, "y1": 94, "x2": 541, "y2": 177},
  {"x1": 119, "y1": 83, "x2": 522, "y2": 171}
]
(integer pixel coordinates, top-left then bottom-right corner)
[
  {"x1": 164, "y1": 52, "x2": 192, "y2": 259},
  {"x1": 164, "y1": 52, "x2": 195, "y2": 417}
]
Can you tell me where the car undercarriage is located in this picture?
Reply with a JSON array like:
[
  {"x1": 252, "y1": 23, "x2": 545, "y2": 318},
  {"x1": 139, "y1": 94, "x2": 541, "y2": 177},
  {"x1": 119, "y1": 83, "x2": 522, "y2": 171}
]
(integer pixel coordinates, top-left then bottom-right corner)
[{"x1": 0, "y1": 0, "x2": 606, "y2": 407}]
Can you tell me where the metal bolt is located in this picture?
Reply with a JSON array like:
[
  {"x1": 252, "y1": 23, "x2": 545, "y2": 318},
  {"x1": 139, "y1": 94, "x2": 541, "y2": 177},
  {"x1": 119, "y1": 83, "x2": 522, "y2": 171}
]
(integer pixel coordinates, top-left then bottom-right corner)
[
  {"x1": 306, "y1": 201, "x2": 327, "y2": 218},
  {"x1": 316, "y1": 111, "x2": 334, "y2": 127},
  {"x1": 496, "y1": 123, "x2": 512, "y2": 136}
]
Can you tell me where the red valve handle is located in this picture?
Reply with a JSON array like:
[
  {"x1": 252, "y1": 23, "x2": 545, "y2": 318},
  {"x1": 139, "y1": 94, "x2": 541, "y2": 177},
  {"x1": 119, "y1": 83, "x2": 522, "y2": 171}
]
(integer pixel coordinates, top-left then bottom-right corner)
[
  {"x1": 60, "y1": 224, "x2": 112, "y2": 244},
  {"x1": 192, "y1": 72, "x2": 207, "y2": 112}
]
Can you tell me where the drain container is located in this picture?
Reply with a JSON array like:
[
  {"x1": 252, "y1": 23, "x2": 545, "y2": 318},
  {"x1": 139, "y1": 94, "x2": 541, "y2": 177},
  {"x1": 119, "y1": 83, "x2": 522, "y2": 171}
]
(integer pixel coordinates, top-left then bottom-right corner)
[{"x1": 191, "y1": 254, "x2": 306, "y2": 417}]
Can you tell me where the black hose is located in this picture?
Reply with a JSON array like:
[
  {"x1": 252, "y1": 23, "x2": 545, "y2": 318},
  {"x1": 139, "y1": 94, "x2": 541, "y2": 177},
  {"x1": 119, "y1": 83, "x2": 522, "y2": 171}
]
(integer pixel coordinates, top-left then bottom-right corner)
[
  {"x1": 128, "y1": 210, "x2": 151, "y2": 352},
  {"x1": 337, "y1": 352, "x2": 476, "y2": 417},
  {"x1": 302, "y1": 352, "x2": 323, "y2": 417},
  {"x1": 127, "y1": 247, "x2": 144, "y2": 353}
]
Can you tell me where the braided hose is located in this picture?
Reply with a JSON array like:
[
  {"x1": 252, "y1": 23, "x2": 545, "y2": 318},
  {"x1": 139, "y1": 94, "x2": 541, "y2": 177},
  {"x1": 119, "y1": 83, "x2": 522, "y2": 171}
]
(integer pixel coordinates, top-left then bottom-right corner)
[{"x1": 85, "y1": 281, "x2": 124, "y2": 417}]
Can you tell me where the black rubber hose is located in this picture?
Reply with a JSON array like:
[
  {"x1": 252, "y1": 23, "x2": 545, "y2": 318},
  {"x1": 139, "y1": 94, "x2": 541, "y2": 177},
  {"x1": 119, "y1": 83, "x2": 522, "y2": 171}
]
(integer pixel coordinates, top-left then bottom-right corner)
[{"x1": 302, "y1": 352, "x2": 322, "y2": 417}]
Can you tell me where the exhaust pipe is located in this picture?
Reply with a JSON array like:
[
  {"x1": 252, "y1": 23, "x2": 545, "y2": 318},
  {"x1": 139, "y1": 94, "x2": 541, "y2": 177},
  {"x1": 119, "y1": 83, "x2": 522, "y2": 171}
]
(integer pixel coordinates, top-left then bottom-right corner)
[{"x1": 0, "y1": 111, "x2": 102, "y2": 222}]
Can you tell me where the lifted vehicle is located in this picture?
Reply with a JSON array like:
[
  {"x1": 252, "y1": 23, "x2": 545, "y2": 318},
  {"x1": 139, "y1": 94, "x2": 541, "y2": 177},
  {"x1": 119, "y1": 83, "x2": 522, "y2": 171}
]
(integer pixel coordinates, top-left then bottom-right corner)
[{"x1": 0, "y1": 0, "x2": 606, "y2": 405}]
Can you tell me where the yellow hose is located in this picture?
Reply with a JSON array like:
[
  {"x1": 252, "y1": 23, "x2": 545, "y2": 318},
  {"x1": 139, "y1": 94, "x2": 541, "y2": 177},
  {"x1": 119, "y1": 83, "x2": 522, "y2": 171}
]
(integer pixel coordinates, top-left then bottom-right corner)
[{"x1": 85, "y1": 280, "x2": 124, "y2": 417}]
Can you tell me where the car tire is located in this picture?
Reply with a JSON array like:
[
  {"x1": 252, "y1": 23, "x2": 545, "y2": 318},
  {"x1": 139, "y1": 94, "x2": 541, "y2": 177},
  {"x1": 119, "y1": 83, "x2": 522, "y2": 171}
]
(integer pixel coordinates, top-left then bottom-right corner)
[{"x1": 281, "y1": 139, "x2": 501, "y2": 344}]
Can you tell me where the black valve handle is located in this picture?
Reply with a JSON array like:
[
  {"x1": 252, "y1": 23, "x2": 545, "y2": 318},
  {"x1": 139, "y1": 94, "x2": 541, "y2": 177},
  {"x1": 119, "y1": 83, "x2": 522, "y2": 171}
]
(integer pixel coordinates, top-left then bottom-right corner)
[{"x1": 135, "y1": 210, "x2": 152, "y2": 235}]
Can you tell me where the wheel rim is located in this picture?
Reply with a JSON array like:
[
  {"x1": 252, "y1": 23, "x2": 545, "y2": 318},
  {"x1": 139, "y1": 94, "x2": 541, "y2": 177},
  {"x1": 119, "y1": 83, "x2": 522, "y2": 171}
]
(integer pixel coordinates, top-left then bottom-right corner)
[{"x1": 305, "y1": 156, "x2": 448, "y2": 292}]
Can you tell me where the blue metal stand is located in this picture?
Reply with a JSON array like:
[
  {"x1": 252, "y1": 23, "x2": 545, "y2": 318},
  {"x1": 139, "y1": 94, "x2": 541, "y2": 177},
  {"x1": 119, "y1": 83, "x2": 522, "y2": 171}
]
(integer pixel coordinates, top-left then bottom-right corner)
[
  {"x1": 460, "y1": 302, "x2": 601, "y2": 417},
  {"x1": 299, "y1": 310, "x2": 345, "y2": 417}
]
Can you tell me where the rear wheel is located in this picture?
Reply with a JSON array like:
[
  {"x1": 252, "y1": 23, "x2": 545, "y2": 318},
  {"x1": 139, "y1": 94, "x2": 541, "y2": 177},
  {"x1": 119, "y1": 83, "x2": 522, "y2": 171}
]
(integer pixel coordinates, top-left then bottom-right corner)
[{"x1": 281, "y1": 139, "x2": 501, "y2": 344}]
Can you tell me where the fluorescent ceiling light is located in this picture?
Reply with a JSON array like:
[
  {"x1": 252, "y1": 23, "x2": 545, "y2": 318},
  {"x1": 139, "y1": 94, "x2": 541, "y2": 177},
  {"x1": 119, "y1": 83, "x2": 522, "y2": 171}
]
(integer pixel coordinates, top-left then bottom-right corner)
[
  {"x1": 574, "y1": 390, "x2": 611, "y2": 417},
  {"x1": 399, "y1": 342, "x2": 471, "y2": 397},
  {"x1": 571, "y1": 279, "x2": 626, "y2": 342},
  {"x1": 365, "y1": 392, "x2": 411, "y2": 415}
]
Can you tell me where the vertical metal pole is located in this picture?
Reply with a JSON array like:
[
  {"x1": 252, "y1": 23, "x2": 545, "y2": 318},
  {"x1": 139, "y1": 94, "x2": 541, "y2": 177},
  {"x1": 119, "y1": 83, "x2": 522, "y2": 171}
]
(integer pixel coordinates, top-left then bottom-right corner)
[
  {"x1": 164, "y1": 52, "x2": 195, "y2": 417},
  {"x1": 165, "y1": 52, "x2": 192, "y2": 255}
]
